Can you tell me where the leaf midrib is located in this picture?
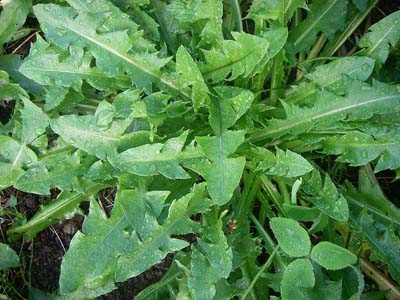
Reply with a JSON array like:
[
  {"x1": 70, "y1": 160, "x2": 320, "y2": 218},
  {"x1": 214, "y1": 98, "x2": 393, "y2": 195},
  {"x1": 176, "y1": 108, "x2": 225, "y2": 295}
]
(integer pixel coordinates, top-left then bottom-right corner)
[{"x1": 250, "y1": 94, "x2": 399, "y2": 142}]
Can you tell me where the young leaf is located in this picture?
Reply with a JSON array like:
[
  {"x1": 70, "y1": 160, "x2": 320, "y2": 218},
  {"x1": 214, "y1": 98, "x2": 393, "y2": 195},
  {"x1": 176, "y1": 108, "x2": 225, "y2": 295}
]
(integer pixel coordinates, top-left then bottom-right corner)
[
  {"x1": 288, "y1": 0, "x2": 348, "y2": 54},
  {"x1": 188, "y1": 216, "x2": 233, "y2": 299},
  {"x1": 0, "y1": 243, "x2": 20, "y2": 270},
  {"x1": 358, "y1": 11, "x2": 400, "y2": 65},
  {"x1": 59, "y1": 183, "x2": 212, "y2": 299},
  {"x1": 322, "y1": 132, "x2": 400, "y2": 172},
  {"x1": 270, "y1": 217, "x2": 311, "y2": 257},
  {"x1": 281, "y1": 259, "x2": 315, "y2": 300},
  {"x1": 311, "y1": 242, "x2": 357, "y2": 270}
]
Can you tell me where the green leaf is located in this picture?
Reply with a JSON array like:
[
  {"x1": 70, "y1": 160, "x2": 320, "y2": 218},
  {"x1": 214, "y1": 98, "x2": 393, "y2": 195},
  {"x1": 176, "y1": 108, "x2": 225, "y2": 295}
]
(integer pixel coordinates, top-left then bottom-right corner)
[
  {"x1": 167, "y1": 0, "x2": 223, "y2": 47},
  {"x1": 59, "y1": 183, "x2": 212, "y2": 299},
  {"x1": 251, "y1": 80, "x2": 400, "y2": 143},
  {"x1": 311, "y1": 242, "x2": 357, "y2": 270},
  {"x1": 15, "y1": 151, "x2": 95, "y2": 195},
  {"x1": 20, "y1": 36, "x2": 130, "y2": 100},
  {"x1": 302, "y1": 172, "x2": 349, "y2": 222},
  {"x1": 281, "y1": 259, "x2": 315, "y2": 300},
  {"x1": 247, "y1": 0, "x2": 284, "y2": 22},
  {"x1": 288, "y1": 0, "x2": 348, "y2": 54},
  {"x1": 193, "y1": 131, "x2": 246, "y2": 205},
  {"x1": 50, "y1": 115, "x2": 130, "y2": 160},
  {"x1": 358, "y1": 212, "x2": 400, "y2": 282},
  {"x1": 321, "y1": 132, "x2": 400, "y2": 172},
  {"x1": 0, "y1": 135, "x2": 37, "y2": 190},
  {"x1": 20, "y1": 96, "x2": 49, "y2": 145},
  {"x1": 270, "y1": 217, "x2": 311, "y2": 257},
  {"x1": 0, "y1": 70, "x2": 28, "y2": 101},
  {"x1": 188, "y1": 216, "x2": 233, "y2": 299},
  {"x1": 0, "y1": 243, "x2": 20, "y2": 270},
  {"x1": 33, "y1": 2, "x2": 189, "y2": 99},
  {"x1": 265, "y1": 148, "x2": 313, "y2": 177},
  {"x1": 8, "y1": 182, "x2": 106, "y2": 239},
  {"x1": 0, "y1": 0, "x2": 32, "y2": 50},
  {"x1": 176, "y1": 46, "x2": 209, "y2": 111},
  {"x1": 109, "y1": 131, "x2": 202, "y2": 179},
  {"x1": 284, "y1": 0, "x2": 306, "y2": 22},
  {"x1": 201, "y1": 32, "x2": 270, "y2": 82},
  {"x1": 358, "y1": 11, "x2": 400, "y2": 65}
]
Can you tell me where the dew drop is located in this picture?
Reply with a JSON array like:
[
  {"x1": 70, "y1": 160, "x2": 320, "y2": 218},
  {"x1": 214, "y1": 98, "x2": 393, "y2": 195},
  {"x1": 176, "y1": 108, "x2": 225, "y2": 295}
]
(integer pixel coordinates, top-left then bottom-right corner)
[
  {"x1": 361, "y1": 63, "x2": 370, "y2": 72},
  {"x1": 394, "y1": 19, "x2": 399, "y2": 25},
  {"x1": 362, "y1": 151, "x2": 369, "y2": 159}
]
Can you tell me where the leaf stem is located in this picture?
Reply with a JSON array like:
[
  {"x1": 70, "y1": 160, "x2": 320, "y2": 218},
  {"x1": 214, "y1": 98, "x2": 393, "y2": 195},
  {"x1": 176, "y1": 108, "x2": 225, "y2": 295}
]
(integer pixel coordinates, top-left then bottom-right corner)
[
  {"x1": 229, "y1": 0, "x2": 243, "y2": 32},
  {"x1": 241, "y1": 245, "x2": 280, "y2": 300}
]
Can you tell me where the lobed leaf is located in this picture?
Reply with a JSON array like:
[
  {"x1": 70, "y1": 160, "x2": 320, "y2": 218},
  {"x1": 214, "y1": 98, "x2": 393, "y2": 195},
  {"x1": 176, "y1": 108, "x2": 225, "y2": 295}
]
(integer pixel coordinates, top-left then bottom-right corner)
[
  {"x1": 321, "y1": 131, "x2": 400, "y2": 172},
  {"x1": 288, "y1": 0, "x2": 348, "y2": 54}
]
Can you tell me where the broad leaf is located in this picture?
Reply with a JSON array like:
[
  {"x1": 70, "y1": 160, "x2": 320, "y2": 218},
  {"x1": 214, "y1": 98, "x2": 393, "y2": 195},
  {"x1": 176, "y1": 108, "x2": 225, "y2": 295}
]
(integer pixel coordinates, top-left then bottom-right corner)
[
  {"x1": 0, "y1": 0, "x2": 32, "y2": 50},
  {"x1": 0, "y1": 243, "x2": 20, "y2": 270},
  {"x1": 281, "y1": 259, "x2": 315, "y2": 300},
  {"x1": 265, "y1": 148, "x2": 313, "y2": 177},
  {"x1": 270, "y1": 217, "x2": 311, "y2": 257},
  {"x1": 311, "y1": 242, "x2": 357, "y2": 270}
]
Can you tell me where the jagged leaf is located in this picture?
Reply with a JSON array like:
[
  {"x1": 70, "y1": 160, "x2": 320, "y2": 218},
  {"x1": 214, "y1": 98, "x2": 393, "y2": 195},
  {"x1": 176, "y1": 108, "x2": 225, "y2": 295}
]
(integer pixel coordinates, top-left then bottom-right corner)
[
  {"x1": 188, "y1": 216, "x2": 232, "y2": 299},
  {"x1": 0, "y1": 135, "x2": 37, "y2": 190},
  {"x1": 270, "y1": 217, "x2": 311, "y2": 257},
  {"x1": 201, "y1": 32, "x2": 270, "y2": 82},
  {"x1": 109, "y1": 131, "x2": 203, "y2": 179},
  {"x1": 359, "y1": 212, "x2": 400, "y2": 282},
  {"x1": 302, "y1": 171, "x2": 349, "y2": 222},
  {"x1": 358, "y1": 11, "x2": 400, "y2": 65},
  {"x1": 311, "y1": 242, "x2": 357, "y2": 270},
  {"x1": 176, "y1": 46, "x2": 209, "y2": 111},
  {"x1": 284, "y1": 0, "x2": 306, "y2": 21},
  {"x1": 15, "y1": 151, "x2": 95, "y2": 195},
  {"x1": 251, "y1": 80, "x2": 400, "y2": 143},
  {"x1": 59, "y1": 183, "x2": 211, "y2": 299},
  {"x1": 266, "y1": 148, "x2": 313, "y2": 177},
  {"x1": 20, "y1": 36, "x2": 130, "y2": 97},
  {"x1": 50, "y1": 114, "x2": 130, "y2": 160},
  {"x1": 8, "y1": 182, "x2": 106, "y2": 239},
  {"x1": 33, "y1": 2, "x2": 189, "y2": 99},
  {"x1": 288, "y1": 0, "x2": 348, "y2": 54},
  {"x1": 321, "y1": 132, "x2": 400, "y2": 172},
  {"x1": 20, "y1": 96, "x2": 49, "y2": 145},
  {"x1": 167, "y1": 0, "x2": 223, "y2": 47}
]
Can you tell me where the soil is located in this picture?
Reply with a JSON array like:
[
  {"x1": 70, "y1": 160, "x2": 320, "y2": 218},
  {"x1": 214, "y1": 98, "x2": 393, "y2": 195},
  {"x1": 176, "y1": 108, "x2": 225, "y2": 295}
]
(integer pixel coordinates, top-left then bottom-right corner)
[{"x1": 1, "y1": 1, "x2": 400, "y2": 300}]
